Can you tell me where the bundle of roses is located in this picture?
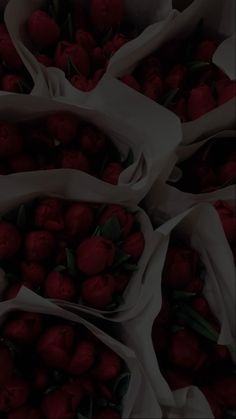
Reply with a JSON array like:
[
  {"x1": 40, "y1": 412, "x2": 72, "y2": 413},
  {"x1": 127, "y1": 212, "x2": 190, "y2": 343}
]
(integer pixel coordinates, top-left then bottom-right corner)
[
  {"x1": 120, "y1": 204, "x2": 236, "y2": 417},
  {"x1": 0, "y1": 288, "x2": 159, "y2": 419}
]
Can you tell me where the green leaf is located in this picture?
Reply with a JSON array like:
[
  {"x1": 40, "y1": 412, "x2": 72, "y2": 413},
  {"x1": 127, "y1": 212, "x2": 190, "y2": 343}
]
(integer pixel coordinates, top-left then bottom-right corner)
[
  {"x1": 92, "y1": 226, "x2": 102, "y2": 237},
  {"x1": 100, "y1": 216, "x2": 121, "y2": 242},
  {"x1": 123, "y1": 263, "x2": 138, "y2": 272},
  {"x1": 162, "y1": 88, "x2": 180, "y2": 107},
  {"x1": 177, "y1": 306, "x2": 219, "y2": 342},
  {"x1": 173, "y1": 291, "x2": 196, "y2": 300},
  {"x1": 16, "y1": 205, "x2": 27, "y2": 230},
  {"x1": 186, "y1": 61, "x2": 210, "y2": 72},
  {"x1": 66, "y1": 248, "x2": 77, "y2": 276},
  {"x1": 123, "y1": 149, "x2": 134, "y2": 169},
  {"x1": 113, "y1": 372, "x2": 130, "y2": 400},
  {"x1": 54, "y1": 265, "x2": 67, "y2": 272},
  {"x1": 112, "y1": 249, "x2": 131, "y2": 270}
]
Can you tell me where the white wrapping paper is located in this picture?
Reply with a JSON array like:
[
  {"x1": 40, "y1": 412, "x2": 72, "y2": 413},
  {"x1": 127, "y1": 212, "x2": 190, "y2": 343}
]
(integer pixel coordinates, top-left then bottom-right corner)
[
  {"x1": 120, "y1": 204, "x2": 236, "y2": 417},
  {"x1": 0, "y1": 287, "x2": 162, "y2": 419}
]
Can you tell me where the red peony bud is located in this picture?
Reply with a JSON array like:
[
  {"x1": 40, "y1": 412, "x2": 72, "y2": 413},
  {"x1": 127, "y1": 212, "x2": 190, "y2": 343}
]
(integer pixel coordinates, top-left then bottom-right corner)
[
  {"x1": 41, "y1": 389, "x2": 76, "y2": 419},
  {"x1": 20, "y1": 261, "x2": 46, "y2": 286},
  {"x1": 194, "y1": 39, "x2": 217, "y2": 62},
  {"x1": 37, "y1": 324, "x2": 75, "y2": 369},
  {"x1": 71, "y1": 74, "x2": 92, "y2": 92},
  {"x1": 0, "y1": 121, "x2": 23, "y2": 157},
  {"x1": 0, "y1": 344, "x2": 14, "y2": 386},
  {"x1": 0, "y1": 221, "x2": 21, "y2": 260},
  {"x1": 80, "y1": 125, "x2": 106, "y2": 155},
  {"x1": 61, "y1": 150, "x2": 91, "y2": 172},
  {"x1": 65, "y1": 203, "x2": 94, "y2": 238},
  {"x1": 77, "y1": 237, "x2": 115, "y2": 275},
  {"x1": 32, "y1": 366, "x2": 50, "y2": 390},
  {"x1": 44, "y1": 271, "x2": 77, "y2": 301},
  {"x1": 121, "y1": 75, "x2": 141, "y2": 92},
  {"x1": 0, "y1": 377, "x2": 30, "y2": 412},
  {"x1": 36, "y1": 54, "x2": 53, "y2": 67},
  {"x1": 94, "y1": 408, "x2": 121, "y2": 419},
  {"x1": 165, "y1": 64, "x2": 186, "y2": 89},
  {"x1": 169, "y1": 329, "x2": 207, "y2": 370},
  {"x1": 93, "y1": 349, "x2": 121, "y2": 382},
  {"x1": 104, "y1": 33, "x2": 127, "y2": 57},
  {"x1": 137, "y1": 56, "x2": 161, "y2": 82},
  {"x1": 0, "y1": 35, "x2": 24, "y2": 70},
  {"x1": 0, "y1": 74, "x2": 23, "y2": 93},
  {"x1": 27, "y1": 10, "x2": 60, "y2": 48},
  {"x1": 99, "y1": 205, "x2": 134, "y2": 238},
  {"x1": 81, "y1": 275, "x2": 115, "y2": 308},
  {"x1": 47, "y1": 112, "x2": 79, "y2": 145},
  {"x1": 68, "y1": 340, "x2": 96, "y2": 374},
  {"x1": 123, "y1": 232, "x2": 145, "y2": 261},
  {"x1": 34, "y1": 198, "x2": 64, "y2": 232},
  {"x1": 143, "y1": 75, "x2": 163, "y2": 101},
  {"x1": 101, "y1": 162, "x2": 123, "y2": 184},
  {"x1": 214, "y1": 201, "x2": 236, "y2": 244},
  {"x1": 90, "y1": 0, "x2": 124, "y2": 31},
  {"x1": 3, "y1": 312, "x2": 42, "y2": 344},
  {"x1": 188, "y1": 84, "x2": 216, "y2": 120},
  {"x1": 8, "y1": 405, "x2": 44, "y2": 419},
  {"x1": 75, "y1": 30, "x2": 96, "y2": 52},
  {"x1": 9, "y1": 153, "x2": 36, "y2": 173},
  {"x1": 54, "y1": 41, "x2": 90, "y2": 77},
  {"x1": 25, "y1": 230, "x2": 55, "y2": 261}
]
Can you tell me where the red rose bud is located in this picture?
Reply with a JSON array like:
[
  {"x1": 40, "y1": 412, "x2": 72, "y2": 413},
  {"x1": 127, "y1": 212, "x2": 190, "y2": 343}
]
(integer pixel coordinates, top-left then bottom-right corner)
[
  {"x1": 104, "y1": 33, "x2": 127, "y2": 57},
  {"x1": 123, "y1": 232, "x2": 145, "y2": 261},
  {"x1": 169, "y1": 329, "x2": 207, "y2": 370},
  {"x1": 192, "y1": 296, "x2": 211, "y2": 318},
  {"x1": 121, "y1": 75, "x2": 141, "y2": 92},
  {"x1": 36, "y1": 54, "x2": 53, "y2": 67},
  {"x1": 0, "y1": 221, "x2": 21, "y2": 260},
  {"x1": 0, "y1": 35, "x2": 23, "y2": 70},
  {"x1": 75, "y1": 30, "x2": 96, "y2": 52},
  {"x1": 3, "y1": 312, "x2": 42, "y2": 344},
  {"x1": 99, "y1": 205, "x2": 134, "y2": 238},
  {"x1": 94, "y1": 408, "x2": 121, "y2": 419},
  {"x1": 0, "y1": 121, "x2": 23, "y2": 157},
  {"x1": 194, "y1": 39, "x2": 217, "y2": 62},
  {"x1": 81, "y1": 275, "x2": 115, "y2": 308},
  {"x1": 0, "y1": 377, "x2": 30, "y2": 412},
  {"x1": 28, "y1": 10, "x2": 60, "y2": 48},
  {"x1": 41, "y1": 389, "x2": 76, "y2": 419},
  {"x1": 184, "y1": 278, "x2": 204, "y2": 294},
  {"x1": 143, "y1": 75, "x2": 163, "y2": 101},
  {"x1": 71, "y1": 74, "x2": 93, "y2": 92},
  {"x1": 47, "y1": 112, "x2": 79, "y2": 145},
  {"x1": 77, "y1": 237, "x2": 115, "y2": 275},
  {"x1": 77, "y1": 376, "x2": 95, "y2": 395},
  {"x1": 93, "y1": 349, "x2": 121, "y2": 382},
  {"x1": 55, "y1": 41, "x2": 90, "y2": 77},
  {"x1": 219, "y1": 160, "x2": 236, "y2": 185},
  {"x1": 62, "y1": 381, "x2": 84, "y2": 410},
  {"x1": 61, "y1": 150, "x2": 91, "y2": 172},
  {"x1": 1, "y1": 74, "x2": 23, "y2": 93},
  {"x1": 162, "y1": 246, "x2": 198, "y2": 290},
  {"x1": 32, "y1": 366, "x2": 50, "y2": 390},
  {"x1": 68, "y1": 340, "x2": 96, "y2": 374},
  {"x1": 101, "y1": 162, "x2": 123, "y2": 184},
  {"x1": 207, "y1": 376, "x2": 236, "y2": 409},
  {"x1": 217, "y1": 80, "x2": 236, "y2": 105},
  {"x1": 44, "y1": 271, "x2": 77, "y2": 301},
  {"x1": 90, "y1": 0, "x2": 124, "y2": 31},
  {"x1": 0, "y1": 344, "x2": 14, "y2": 386},
  {"x1": 164, "y1": 368, "x2": 193, "y2": 390},
  {"x1": 137, "y1": 56, "x2": 161, "y2": 82},
  {"x1": 188, "y1": 84, "x2": 216, "y2": 120},
  {"x1": 9, "y1": 153, "x2": 36, "y2": 173},
  {"x1": 80, "y1": 125, "x2": 106, "y2": 155},
  {"x1": 25, "y1": 230, "x2": 55, "y2": 261},
  {"x1": 114, "y1": 272, "x2": 130, "y2": 293},
  {"x1": 37, "y1": 324, "x2": 75, "y2": 369},
  {"x1": 213, "y1": 345, "x2": 231, "y2": 363},
  {"x1": 170, "y1": 97, "x2": 188, "y2": 122},
  {"x1": 4, "y1": 282, "x2": 33, "y2": 301},
  {"x1": 165, "y1": 64, "x2": 186, "y2": 89},
  {"x1": 8, "y1": 406, "x2": 44, "y2": 419},
  {"x1": 92, "y1": 47, "x2": 107, "y2": 70},
  {"x1": 34, "y1": 198, "x2": 64, "y2": 232},
  {"x1": 20, "y1": 261, "x2": 46, "y2": 286},
  {"x1": 65, "y1": 203, "x2": 94, "y2": 238},
  {"x1": 214, "y1": 201, "x2": 236, "y2": 244}
]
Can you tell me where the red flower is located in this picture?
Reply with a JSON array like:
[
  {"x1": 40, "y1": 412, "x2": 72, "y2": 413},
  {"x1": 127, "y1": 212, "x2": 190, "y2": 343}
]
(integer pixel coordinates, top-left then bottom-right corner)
[
  {"x1": 25, "y1": 230, "x2": 55, "y2": 261},
  {"x1": 3, "y1": 312, "x2": 42, "y2": 344},
  {"x1": 20, "y1": 261, "x2": 46, "y2": 286},
  {"x1": 99, "y1": 205, "x2": 134, "y2": 238},
  {"x1": 61, "y1": 150, "x2": 91, "y2": 172},
  {"x1": 94, "y1": 408, "x2": 121, "y2": 419},
  {"x1": 81, "y1": 275, "x2": 115, "y2": 308},
  {"x1": 32, "y1": 366, "x2": 50, "y2": 390},
  {"x1": 9, "y1": 153, "x2": 36, "y2": 173},
  {"x1": 0, "y1": 221, "x2": 21, "y2": 260},
  {"x1": 90, "y1": 0, "x2": 124, "y2": 31},
  {"x1": 27, "y1": 10, "x2": 60, "y2": 48},
  {"x1": 0, "y1": 121, "x2": 23, "y2": 157},
  {"x1": 36, "y1": 54, "x2": 53, "y2": 67},
  {"x1": 92, "y1": 349, "x2": 121, "y2": 382},
  {"x1": 47, "y1": 112, "x2": 79, "y2": 145},
  {"x1": 194, "y1": 39, "x2": 217, "y2": 62},
  {"x1": 162, "y1": 246, "x2": 199, "y2": 290},
  {"x1": 80, "y1": 125, "x2": 106, "y2": 155},
  {"x1": 68, "y1": 340, "x2": 96, "y2": 374},
  {"x1": 0, "y1": 344, "x2": 14, "y2": 386},
  {"x1": 77, "y1": 237, "x2": 115, "y2": 275},
  {"x1": 170, "y1": 97, "x2": 188, "y2": 122},
  {"x1": 104, "y1": 33, "x2": 127, "y2": 57},
  {"x1": 71, "y1": 74, "x2": 93, "y2": 92},
  {"x1": 41, "y1": 389, "x2": 76, "y2": 419},
  {"x1": 75, "y1": 30, "x2": 96, "y2": 52},
  {"x1": 113, "y1": 272, "x2": 130, "y2": 293},
  {"x1": 214, "y1": 201, "x2": 236, "y2": 244},
  {"x1": 65, "y1": 203, "x2": 94, "y2": 238},
  {"x1": 192, "y1": 296, "x2": 211, "y2": 318},
  {"x1": 217, "y1": 79, "x2": 236, "y2": 105},
  {"x1": 184, "y1": 278, "x2": 204, "y2": 294},
  {"x1": 0, "y1": 74, "x2": 23, "y2": 93},
  {"x1": 44, "y1": 271, "x2": 77, "y2": 301},
  {"x1": 92, "y1": 47, "x2": 107, "y2": 70},
  {"x1": 101, "y1": 162, "x2": 123, "y2": 184},
  {"x1": 0, "y1": 377, "x2": 30, "y2": 412},
  {"x1": 34, "y1": 198, "x2": 64, "y2": 232},
  {"x1": 123, "y1": 232, "x2": 145, "y2": 261},
  {"x1": 219, "y1": 160, "x2": 236, "y2": 185},
  {"x1": 206, "y1": 376, "x2": 236, "y2": 409},
  {"x1": 165, "y1": 64, "x2": 186, "y2": 89},
  {"x1": 37, "y1": 324, "x2": 75, "y2": 369},
  {"x1": 4, "y1": 282, "x2": 33, "y2": 300},
  {"x1": 8, "y1": 405, "x2": 44, "y2": 419},
  {"x1": 0, "y1": 35, "x2": 24, "y2": 70},
  {"x1": 137, "y1": 56, "x2": 161, "y2": 82},
  {"x1": 168, "y1": 329, "x2": 207, "y2": 370},
  {"x1": 121, "y1": 75, "x2": 141, "y2": 92},
  {"x1": 54, "y1": 41, "x2": 90, "y2": 77},
  {"x1": 188, "y1": 84, "x2": 216, "y2": 120},
  {"x1": 143, "y1": 75, "x2": 163, "y2": 101}
]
